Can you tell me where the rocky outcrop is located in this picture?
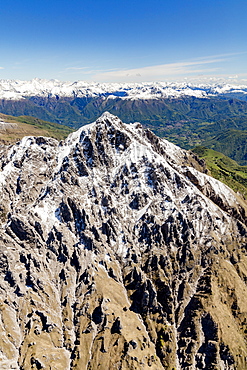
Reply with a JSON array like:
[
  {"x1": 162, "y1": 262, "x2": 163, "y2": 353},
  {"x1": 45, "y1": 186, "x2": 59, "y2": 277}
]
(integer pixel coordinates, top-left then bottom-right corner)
[{"x1": 0, "y1": 112, "x2": 247, "y2": 369}]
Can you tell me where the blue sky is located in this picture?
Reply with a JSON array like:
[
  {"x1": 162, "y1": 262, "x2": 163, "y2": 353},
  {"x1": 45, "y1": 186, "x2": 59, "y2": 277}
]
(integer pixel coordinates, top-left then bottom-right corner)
[{"x1": 0, "y1": 0, "x2": 246, "y2": 82}]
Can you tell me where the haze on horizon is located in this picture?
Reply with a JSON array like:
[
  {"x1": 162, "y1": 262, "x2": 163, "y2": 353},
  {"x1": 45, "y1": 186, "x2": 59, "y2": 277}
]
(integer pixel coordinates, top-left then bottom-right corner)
[{"x1": 0, "y1": 0, "x2": 246, "y2": 84}]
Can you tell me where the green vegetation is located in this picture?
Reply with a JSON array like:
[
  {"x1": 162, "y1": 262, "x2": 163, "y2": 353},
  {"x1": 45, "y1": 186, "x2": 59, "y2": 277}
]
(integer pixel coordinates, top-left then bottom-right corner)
[
  {"x1": 2, "y1": 96, "x2": 247, "y2": 163},
  {"x1": 16, "y1": 115, "x2": 73, "y2": 140},
  {"x1": 192, "y1": 146, "x2": 247, "y2": 198},
  {"x1": 203, "y1": 129, "x2": 247, "y2": 166},
  {"x1": 0, "y1": 113, "x2": 73, "y2": 143}
]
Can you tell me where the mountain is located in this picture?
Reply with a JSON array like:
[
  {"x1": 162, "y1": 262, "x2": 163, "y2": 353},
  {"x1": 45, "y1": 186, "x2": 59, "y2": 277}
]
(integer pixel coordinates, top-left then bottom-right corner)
[
  {"x1": 1, "y1": 79, "x2": 247, "y2": 164},
  {"x1": 0, "y1": 113, "x2": 73, "y2": 144},
  {"x1": 1, "y1": 78, "x2": 247, "y2": 101},
  {"x1": 0, "y1": 112, "x2": 247, "y2": 369}
]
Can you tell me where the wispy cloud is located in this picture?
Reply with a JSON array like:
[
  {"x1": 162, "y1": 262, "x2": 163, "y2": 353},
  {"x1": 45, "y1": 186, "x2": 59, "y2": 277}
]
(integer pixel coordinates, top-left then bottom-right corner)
[
  {"x1": 58, "y1": 52, "x2": 246, "y2": 82},
  {"x1": 65, "y1": 67, "x2": 89, "y2": 71},
  {"x1": 0, "y1": 67, "x2": 4, "y2": 70},
  {"x1": 62, "y1": 66, "x2": 120, "y2": 76},
  {"x1": 92, "y1": 55, "x2": 232, "y2": 82}
]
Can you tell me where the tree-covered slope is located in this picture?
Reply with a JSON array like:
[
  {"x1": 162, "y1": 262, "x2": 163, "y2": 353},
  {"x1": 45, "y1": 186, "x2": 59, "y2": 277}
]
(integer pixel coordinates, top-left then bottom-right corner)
[{"x1": 202, "y1": 129, "x2": 247, "y2": 166}]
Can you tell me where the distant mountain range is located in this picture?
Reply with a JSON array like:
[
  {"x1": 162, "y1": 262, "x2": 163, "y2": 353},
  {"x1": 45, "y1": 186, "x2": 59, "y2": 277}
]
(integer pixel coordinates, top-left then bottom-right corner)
[
  {"x1": 1, "y1": 79, "x2": 247, "y2": 164},
  {"x1": 1, "y1": 78, "x2": 247, "y2": 100}
]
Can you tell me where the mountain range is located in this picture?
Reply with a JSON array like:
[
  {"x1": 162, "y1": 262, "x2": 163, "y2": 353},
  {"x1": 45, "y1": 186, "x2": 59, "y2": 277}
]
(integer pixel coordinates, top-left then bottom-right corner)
[
  {"x1": 1, "y1": 79, "x2": 247, "y2": 101},
  {"x1": 1, "y1": 79, "x2": 247, "y2": 165},
  {"x1": 0, "y1": 112, "x2": 247, "y2": 369}
]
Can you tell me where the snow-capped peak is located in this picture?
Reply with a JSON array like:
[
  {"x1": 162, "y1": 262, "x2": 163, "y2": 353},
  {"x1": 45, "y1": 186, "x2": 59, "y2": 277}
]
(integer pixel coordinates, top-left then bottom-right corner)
[{"x1": 0, "y1": 78, "x2": 247, "y2": 101}]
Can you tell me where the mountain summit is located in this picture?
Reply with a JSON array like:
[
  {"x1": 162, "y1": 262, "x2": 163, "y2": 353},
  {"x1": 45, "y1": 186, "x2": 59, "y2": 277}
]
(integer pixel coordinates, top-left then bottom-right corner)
[{"x1": 0, "y1": 112, "x2": 247, "y2": 369}]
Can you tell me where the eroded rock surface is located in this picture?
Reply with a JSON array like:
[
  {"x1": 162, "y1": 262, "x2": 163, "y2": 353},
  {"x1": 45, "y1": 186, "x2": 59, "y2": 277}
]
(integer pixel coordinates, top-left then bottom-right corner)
[{"x1": 0, "y1": 112, "x2": 247, "y2": 369}]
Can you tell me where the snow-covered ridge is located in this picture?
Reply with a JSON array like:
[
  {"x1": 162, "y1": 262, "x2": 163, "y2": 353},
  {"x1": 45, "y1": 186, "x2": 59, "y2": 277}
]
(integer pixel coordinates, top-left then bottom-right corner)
[{"x1": 0, "y1": 78, "x2": 247, "y2": 100}]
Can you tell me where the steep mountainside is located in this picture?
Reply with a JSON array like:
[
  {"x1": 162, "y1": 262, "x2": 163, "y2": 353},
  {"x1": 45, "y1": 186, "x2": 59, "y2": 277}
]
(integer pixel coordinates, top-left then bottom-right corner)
[{"x1": 0, "y1": 113, "x2": 247, "y2": 369}]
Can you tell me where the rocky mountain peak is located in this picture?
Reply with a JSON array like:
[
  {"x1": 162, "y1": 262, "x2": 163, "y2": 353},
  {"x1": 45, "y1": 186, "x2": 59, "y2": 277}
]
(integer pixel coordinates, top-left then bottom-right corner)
[{"x1": 0, "y1": 113, "x2": 247, "y2": 369}]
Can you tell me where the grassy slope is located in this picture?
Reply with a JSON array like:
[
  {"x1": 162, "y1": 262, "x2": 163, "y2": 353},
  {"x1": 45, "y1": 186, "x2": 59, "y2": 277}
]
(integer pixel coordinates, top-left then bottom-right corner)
[
  {"x1": 203, "y1": 129, "x2": 247, "y2": 166},
  {"x1": 0, "y1": 113, "x2": 73, "y2": 143},
  {"x1": 192, "y1": 146, "x2": 247, "y2": 198}
]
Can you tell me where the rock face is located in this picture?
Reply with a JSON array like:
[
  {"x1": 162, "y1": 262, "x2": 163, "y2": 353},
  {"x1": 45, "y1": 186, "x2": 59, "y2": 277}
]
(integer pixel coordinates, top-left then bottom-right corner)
[{"x1": 0, "y1": 112, "x2": 247, "y2": 369}]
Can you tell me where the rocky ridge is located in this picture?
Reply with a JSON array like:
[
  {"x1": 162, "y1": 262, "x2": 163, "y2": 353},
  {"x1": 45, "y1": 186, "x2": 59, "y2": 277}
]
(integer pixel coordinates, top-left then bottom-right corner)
[{"x1": 0, "y1": 112, "x2": 247, "y2": 369}]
